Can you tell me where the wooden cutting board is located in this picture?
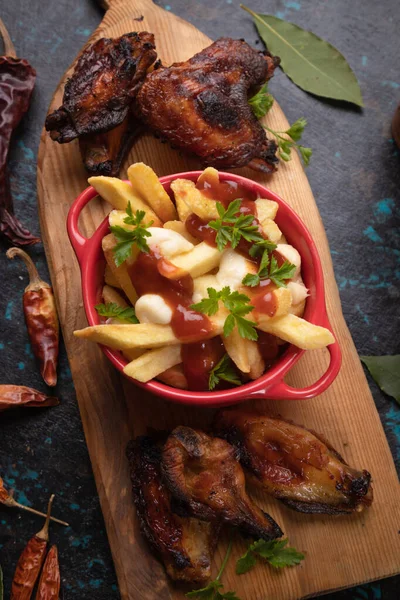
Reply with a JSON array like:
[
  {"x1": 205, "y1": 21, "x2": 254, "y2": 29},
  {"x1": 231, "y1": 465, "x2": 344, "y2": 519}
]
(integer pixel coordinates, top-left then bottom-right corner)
[{"x1": 37, "y1": 1, "x2": 400, "y2": 598}]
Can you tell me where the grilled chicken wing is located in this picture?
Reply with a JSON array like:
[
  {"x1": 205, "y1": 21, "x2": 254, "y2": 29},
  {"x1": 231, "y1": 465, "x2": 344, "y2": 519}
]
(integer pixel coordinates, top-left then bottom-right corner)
[
  {"x1": 136, "y1": 38, "x2": 280, "y2": 172},
  {"x1": 162, "y1": 427, "x2": 282, "y2": 540},
  {"x1": 79, "y1": 114, "x2": 142, "y2": 176},
  {"x1": 46, "y1": 32, "x2": 156, "y2": 143},
  {"x1": 214, "y1": 410, "x2": 373, "y2": 515},
  {"x1": 127, "y1": 436, "x2": 218, "y2": 583}
]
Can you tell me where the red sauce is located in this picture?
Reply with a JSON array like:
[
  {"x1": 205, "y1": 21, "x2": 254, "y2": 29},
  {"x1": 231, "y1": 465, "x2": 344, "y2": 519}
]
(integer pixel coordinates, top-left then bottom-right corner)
[
  {"x1": 186, "y1": 213, "x2": 217, "y2": 246},
  {"x1": 181, "y1": 337, "x2": 225, "y2": 390},
  {"x1": 197, "y1": 176, "x2": 257, "y2": 207},
  {"x1": 257, "y1": 332, "x2": 280, "y2": 364},
  {"x1": 128, "y1": 249, "x2": 213, "y2": 342},
  {"x1": 252, "y1": 282, "x2": 278, "y2": 317}
]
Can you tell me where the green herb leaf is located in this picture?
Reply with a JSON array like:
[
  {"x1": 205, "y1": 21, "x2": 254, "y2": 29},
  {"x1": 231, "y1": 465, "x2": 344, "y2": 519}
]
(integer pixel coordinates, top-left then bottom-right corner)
[
  {"x1": 110, "y1": 202, "x2": 153, "y2": 266},
  {"x1": 236, "y1": 539, "x2": 304, "y2": 575},
  {"x1": 360, "y1": 355, "x2": 400, "y2": 405},
  {"x1": 209, "y1": 200, "x2": 264, "y2": 252},
  {"x1": 95, "y1": 302, "x2": 139, "y2": 324},
  {"x1": 209, "y1": 354, "x2": 241, "y2": 390},
  {"x1": 298, "y1": 146, "x2": 313, "y2": 166},
  {"x1": 263, "y1": 118, "x2": 311, "y2": 166},
  {"x1": 249, "y1": 239, "x2": 277, "y2": 258},
  {"x1": 248, "y1": 82, "x2": 274, "y2": 119},
  {"x1": 241, "y1": 6, "x2": 363, "y2": 106},
  {"x1": 191, "y1": 287, "x2": 257, "y2": 341},
  {"x1": 242, "y1": 273, "x2": 260, "y2": 288},
  {"x1": 268, "y1": 255, "x2": 297, "y2": 287}
]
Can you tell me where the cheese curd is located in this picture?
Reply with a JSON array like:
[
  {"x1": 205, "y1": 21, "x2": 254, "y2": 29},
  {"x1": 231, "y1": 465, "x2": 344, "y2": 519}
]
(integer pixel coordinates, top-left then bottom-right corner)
[
  {"x1": 135, "y1": 293, "x2": 173, "y2": 325},
  {"x1": 147, "y1": 227, "x2": 193, "y2": 258}
]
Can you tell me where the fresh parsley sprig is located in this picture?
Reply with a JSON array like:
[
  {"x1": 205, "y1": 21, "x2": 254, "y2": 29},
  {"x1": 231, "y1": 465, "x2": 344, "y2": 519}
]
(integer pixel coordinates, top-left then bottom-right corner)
[
  {"x1": 263, "y1": 117, "x2": 312, "y2": 166},
  {"x1": 95, "y1": 302, "x2": 139, "y2": 324},
  {"x1": 209, "y1": 354, "x2": 241, "y2": 391},
  {"x1": 191, "y1": 286, "x2": 258, "y2": 341},
  {"x1": 187, "y1": 539, "x2": 240, "y2": 600},
  {"x1": 236, "y1": 539, "x2": 304, "y2": 575},
  {"x1": 248, "y1": 83, "x2": 274, "y2": 119},
  {"x1": 208, "y1": 199, "x2": 264, "y2": 252},
  {"x1": 242, "y1": 252, "x2": 296, "y2": 288},
  {"x1": 110, "y1": 202, "x2": 153, "y2": 267}
]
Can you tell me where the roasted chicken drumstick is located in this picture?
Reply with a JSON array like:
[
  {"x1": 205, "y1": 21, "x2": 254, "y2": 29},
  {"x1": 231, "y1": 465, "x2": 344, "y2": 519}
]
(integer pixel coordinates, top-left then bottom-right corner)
[
  {"x1": 214, "y1": 410, "x2": 373, "y2": 515},
  {"x1": 127, "y1": 436, "x2": 218, "y2": 583},
  {"x1": 45, "y1": 32, "x2": 156, "y2": 143},
  {"x1": 162, "y1": 427, "x2": 283, "y2": 540},
  {"x1": 136, "y1": 38, "x2": 280, "y2": 172}
]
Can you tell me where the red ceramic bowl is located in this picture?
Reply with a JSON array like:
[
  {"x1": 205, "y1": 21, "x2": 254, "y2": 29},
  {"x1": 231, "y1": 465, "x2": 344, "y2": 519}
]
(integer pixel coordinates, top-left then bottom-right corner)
[{"x1": 67, "y1": 171, "x2": 341, "y2": 407}]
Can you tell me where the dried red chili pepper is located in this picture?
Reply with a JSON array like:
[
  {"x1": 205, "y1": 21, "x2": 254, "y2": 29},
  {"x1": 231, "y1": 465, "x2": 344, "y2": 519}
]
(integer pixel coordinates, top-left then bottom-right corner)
[
  {"x1": 6, "y1": 248, "x2": 59, "y2": 386},
  {"x1": 0, "y1": 477, "x2": 69, "y2": 527},
  {"x1": 11, "y1": 495, "x2": 54, "y2": 600},
  {"x1": 35, "y1": 545, "x2": 60, "y2": 600},
  {"x1": 0, "y1": 19, "x2": 40, "y2": 246},
  {"x1": 0, "y1": 385, "x2": 59, "y2": 412}
]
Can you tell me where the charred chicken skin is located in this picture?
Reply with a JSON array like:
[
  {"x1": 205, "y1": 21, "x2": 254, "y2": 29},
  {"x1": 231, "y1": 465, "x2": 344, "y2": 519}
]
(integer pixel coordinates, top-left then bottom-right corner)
[
  {"x1": 136, "y1": 38, "x2": 280, "y2": 172},
  {"x1": 45, "y1": 32, "x2": 156, "y2": 143},
  {"x1": 162, "y1": 426, "x2": 283, "y2": 540},
  {"x1": 214, "y1": 410, "x2": 373, "y2": 515},
  {"x1": 127, "y1": 436, "x2": 218, "y2": 583}
]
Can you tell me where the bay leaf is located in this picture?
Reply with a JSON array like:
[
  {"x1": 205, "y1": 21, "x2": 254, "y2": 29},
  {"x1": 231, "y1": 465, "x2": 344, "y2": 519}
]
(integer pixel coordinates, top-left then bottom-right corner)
[
  {"x1": 241, "y1": 5, "x2": 363, "y2": 107},
  {"x1": 360, "y1": 355, "x2": 400, "y2": 405}
]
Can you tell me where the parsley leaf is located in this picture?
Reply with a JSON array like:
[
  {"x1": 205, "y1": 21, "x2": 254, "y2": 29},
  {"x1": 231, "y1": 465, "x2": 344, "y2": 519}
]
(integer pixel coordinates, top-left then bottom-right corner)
[
  {"x1": 187, "y1": 540, "x2": 240, "y2": 600},
  {"x1": 263, "y1": 117, "x2": 312, "y2": 167},
  {"x1": 248, "y1": 83, "x2": 274, "y2": 119},
  {"x1": 110, "y1": 202, "x2": 153, "y2": 266},
  {"x1": 209, "y1": 354, "x2": 241, "y2": 390},
  {"x1": 236, "y1": 539, "x2": 304, "y2": 575},
  {"x1": 95, "y1": 302, "x2": 139, "y2": 324},
  {"x1": 242, "y1": 251, "x2": 295, "y2": 289},
  {"x1": 191, "y1": 287, "x2": 257, "y2": 341},
  {"x1": 209, "y1": 200, "x2": 264, "y2": 252}
]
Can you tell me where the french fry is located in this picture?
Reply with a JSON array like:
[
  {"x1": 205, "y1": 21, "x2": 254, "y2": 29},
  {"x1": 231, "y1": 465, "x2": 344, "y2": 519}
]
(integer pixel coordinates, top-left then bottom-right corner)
[
  {"x1": 127, "y1": 162, "x2": 177, "y2": 222},
  {"x1": 74, "y1": 324, "x2": 180, "y2": 349},
  {"x1": 88, "y1": 176, "x2": 162, "y2": 226},
  {"x1": 197, "y1": 167, "x2": 219, "y2": 187},
  {"x1": 260, "y1": 218, "x2": 282, "y2": 243},
  {"x1": 158, "y1": 365, "x2": 188, "y2": 389},
  {"x1": 102, "y1": 234, "x2": 138, "y2": 305},
  {"x1": 253, "y1": 287, "x2": 292, "y2": 320},
  {"x1": 171, "y1": 242, "x2": 222, "y2": 278},
  {"x1": 102, "y1": 285, "x2": 128, "y2": 307},
  {"x1": 222, "y1": 328, "x2": 250, "y2": 373},
  {"x1": 255, "y1": 199, "x2": 279, "y2": 221},
  {"x1": 175, "y1": 194, "x2": 192, "y2": 222},
  {"x1": 257, "y1": 313, "x2": 335, "y2": 350},
  {"x1": 104, "y1": 265, "x2": 120, "y2": 288},
  {"x1": 246, "y1": 339, "x2": 265, "y2": 380},
  {"x1": 171, "y1": 179, "x2": 219, "y2": 221},
  {"x1": 164, "y1": 220, "x2": 199, "y2": 244},
  {"x1": 123, "y1": 345, "x2": 182, "y2": 382}
]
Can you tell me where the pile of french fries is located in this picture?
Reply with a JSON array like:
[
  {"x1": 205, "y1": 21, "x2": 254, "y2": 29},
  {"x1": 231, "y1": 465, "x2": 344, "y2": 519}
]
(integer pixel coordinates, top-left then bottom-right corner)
[{"x1": 74, "y1": 162, "x2": 334, "y2": 389}]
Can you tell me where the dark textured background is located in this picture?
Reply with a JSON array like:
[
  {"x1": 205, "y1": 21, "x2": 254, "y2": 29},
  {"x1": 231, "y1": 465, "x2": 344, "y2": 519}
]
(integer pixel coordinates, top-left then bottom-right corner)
[{"x1": 0, "y1": 0, "x2": 399, "y2": 598}]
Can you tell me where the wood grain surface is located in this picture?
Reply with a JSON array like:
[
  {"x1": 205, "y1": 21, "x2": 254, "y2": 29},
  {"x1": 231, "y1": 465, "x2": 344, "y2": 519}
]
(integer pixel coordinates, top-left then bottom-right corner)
[{"x1": 36, "y1": 0, "x2": 400, "y2": 598}]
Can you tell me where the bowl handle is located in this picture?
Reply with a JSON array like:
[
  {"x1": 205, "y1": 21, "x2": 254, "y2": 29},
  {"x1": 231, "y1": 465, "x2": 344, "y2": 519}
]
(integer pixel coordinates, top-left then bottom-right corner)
[
  {"x1": 66, "y1": 186, "x2": 97, "y2": 265},
  {"x1": 250, "y1": 316, "x2": 342, "y2": 400}
]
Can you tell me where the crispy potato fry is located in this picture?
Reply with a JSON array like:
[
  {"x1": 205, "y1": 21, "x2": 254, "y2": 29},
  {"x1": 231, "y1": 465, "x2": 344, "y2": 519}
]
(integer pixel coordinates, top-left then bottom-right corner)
[
  {"x1": 104, "y1": 265, "x2": 120, "y2": 288},
  {"x1": 74, "y1": 323, "x2": 180, "y2": 349},
  {"x1": 88, "y1": 176, "x2": 162, "y2": 226},
  {"x1": 257, "y1": 313, "x2": 335, "y2": 350},
  {"x1": 175, "y1": 193, "x2": 192, "y2": 222},
  {"x1": 171, "y1": 179, "x2": 219, "y2": 221},
  {"x1": 255, "y1": 199, "x2": 279, "y2": 221},
  {"x1": 290, "y1": 299, "x2": 306, "y2": 318},
  {"x1": 260, "y1": 218, "x2": 282, "y2": 243},
  {"x1": 127, "y1": 162, "x2": 177, "y2": 222},
  {"x1": 102, "y1": 234, "x2": 138, "y2": 305},
  {"x1": 246, "y1": 339, "x2": 265, "y2": 379},
  {"x1": 158, "y1": 365, "x2": 188, "y2": 389},
  {"x1": 222, "y1": 328, "x2": 250, "y2": 373},
  {"x1": 253, "y1": 287, "x2": 292, "y2": 320},
  {"x1": 164, "y1": 220, "x2": 199, "y2": 244},
  {"x1": 102, "y1": 285, "x2": 128, "y2": 307},
  {"x1": 123, "y1": 345, "x2": 182, "y2": 382},
  {"x1": 171, "y1": 242, "x2": 222, "y2": 278},
  {"x1": 197, "y1": 167, "x2": 219, "y2": 187}
]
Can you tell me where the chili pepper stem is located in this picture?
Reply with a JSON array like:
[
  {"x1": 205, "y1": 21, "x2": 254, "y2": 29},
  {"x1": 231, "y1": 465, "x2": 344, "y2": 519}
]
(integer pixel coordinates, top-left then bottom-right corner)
[
  {"x1": 6, "y1": 247, "x2": 49, "y2": 291},
  {"x1": 4, "y1": 495, "x2": 69, "y2": 526},
  {"x1": 0, "y1": 18, "x2": 16, "y2": 57},
  {"x1": 36, "y1": 494, "x2": 54, "y2": 541}
]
